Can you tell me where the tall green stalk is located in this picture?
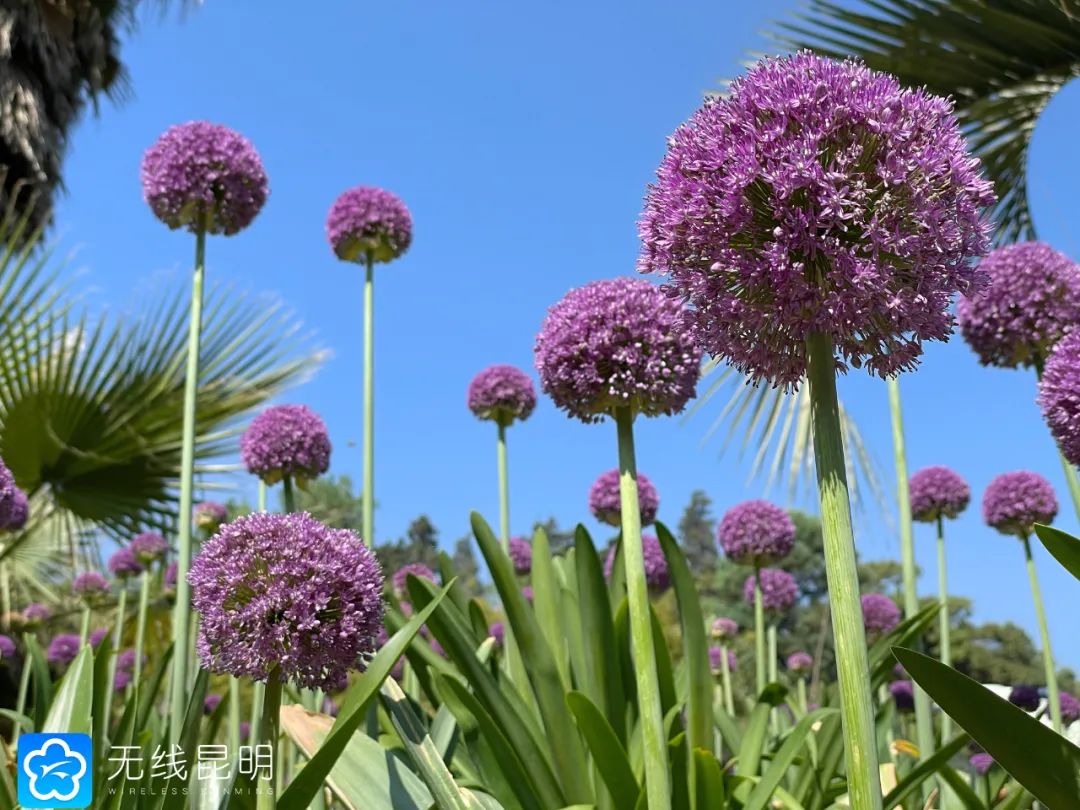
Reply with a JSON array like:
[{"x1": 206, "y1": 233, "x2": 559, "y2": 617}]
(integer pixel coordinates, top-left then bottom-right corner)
[
  {"x1": 257, "y1": 671, "x2": 282, "y2": 810},
  {"x1": 282, "y1": 477, "x2": 296, "y2": 515},
  {"x1": 133, "y1": 569, "x2": 151, "y2": 688},
  {"x1": 250, "y1": 480, "x2": 267, "y2": 747},
  {"x1": 104, "y1": 587, "x2": 128, "y2": 726},
  {"x1": 362, "y1": 255, "x2": 375, "y2": 547},
  {"x1": 768, "y1": 622, "x2": 779, "y2": 736},
  {"x1": 614, "y1": 406, "x2": 671, "y2": 810},
  {"x1": 807, "y1": 333, "x2": 882, "y2": 810},
  {"x1": 258, "y1": 481, "x2": 267, "y2": 512},
  {"x1": 79, "y1": 605, "x2": 91, "y2": 646},
  {"x1": 1023, "y1": 535, "x2": 1062, "y2": 731},
  {"x1": 170, "y1": 224, "x2": 207, "y2": 741},
  {"x1": 720, "y1": 643, "x2": 734, "y2": 716},
  {"x1": 497, "y1": 421, "x2": 510, "y2": 549},
  {"x1": 754, "y1": 568, "x2": 766, "y2": 695},
  {"x1": 887, "y1": 378, "x2": 935, "y2": 766},
  {"x1": 13, "y1": 632, "x2": 31, "y2": 743},
  {"x1": 936, "y1": 516, "x2": 952, "y2": 742}
]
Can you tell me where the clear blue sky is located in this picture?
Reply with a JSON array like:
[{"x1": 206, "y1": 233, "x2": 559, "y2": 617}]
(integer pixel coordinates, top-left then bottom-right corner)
[{"x1": 55, "y1": 1, "x2": 1080, "y2": 669}]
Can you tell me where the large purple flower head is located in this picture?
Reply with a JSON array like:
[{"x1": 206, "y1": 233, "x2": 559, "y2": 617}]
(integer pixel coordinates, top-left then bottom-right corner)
[
  {"x1": 194, "y1": 502, "x2": 229, "y2": 533},
  {"x1": 508, "y1": 537, "x2": 532, "y2": 575},
  {"x1": 326, "y1": 186, "x2": 412, "y2": 264},
  {"x1": 241, "y1": 405, "x2": 332, "y2": 485},
  {"x1": 1, "y1": 488, "x2": 28, "y2": 531},
  {"x1": 786, "y1": 651, "x2": 813, "y2": 676},
  {"x1": 467, "y1": 365, "x2": 537, "y2": 426},
  {"x1": 588, "y1": 469, "x2": 660, "y2": 527},
  {"x1": 604, "y1": 534, "x2": 671, "y2": 592},
  {"x1": 969, "y1": 753, "x2": 995, "y2": 776},
  {"x1": 141, "y1": 122, "x2": 268, "y2": 236},
  {"x1": 638, "y1": 52, "x2": 994, "y2": 388},
  {"x1": 861, "y1": 593, "x2": 901, "y2": 636},
  {"x1": 1059, "y1": 692, "x2": 1080, "y2": 724},
  {"x1": 743, "y1": 568, "x2": 799, "y2": 613},
  {"x1": 392, "y1": 563, "x2": 436, "y2": 597},
  {"x1": 0, "y1": 634, "x2": 15, "y2": 659},
  {"x1": 889, "y1": 680, "x2": 915, "y2": 712},
  {"x1": 108, "y1": 548, "x2": 144, "y2": 580},
  {"x1": 957, "y1": 242, "x2": 1080, "y2": 369},
  {"x1": 717, "y1": 500, "x2": 796, "y2": 566},
  {"x1": 711, "y1": 617, "x2": 738, "y2": 641},
  {"x1": 982, "y1": 471, "x2": 1058, "y2": 538},
  {"x1": 708, "y1": 645, "x2": 737, "y2": 674},
  {"x1": 534, "y1": 278, "x2": 701, "y2": 423},
  {"x1": 1038, "y1": 331, "x2": 1080, "y2": 467},
  {"x1": 0, "y1": 458, "x2": 20, "y2": 529},
  {"x1": 72, "y1": 572, "x2": 109, "y2": 602},
  {"x1": 47, "y1": 634, "x2": 80, "y2": 666},
  {"x1": 130, "y1": 532, "x2": 168, "y2": 565},
  {"x1": 1008, "y1": 684, "x2": 1041, "y2": 712},
  {"x1": 909, "y1": 466, "x2": 971, "y2": 523},
  {"x1": 189, "y1": 512, "x2": 384, "y2": 690}
]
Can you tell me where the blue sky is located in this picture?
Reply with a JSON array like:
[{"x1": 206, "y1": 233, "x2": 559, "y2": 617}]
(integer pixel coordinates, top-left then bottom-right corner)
[{"x1": 56, "y1": 1, "x2": 1080, "y2": 667}]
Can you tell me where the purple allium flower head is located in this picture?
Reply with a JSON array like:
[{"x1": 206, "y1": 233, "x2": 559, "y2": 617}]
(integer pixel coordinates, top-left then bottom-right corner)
[
  {"x1": 588, "y1": 469, "x2": 660, "y2": 527},
  {"x1": 603, "y1": 534, "x2": 671, "y2": 592},
  {"x1": 131, "y1": 532, "x2": 168, "y2": 564},
  {"x1": 743, "y1": 568, "x2": 799, "y2": 613},
  {"x1": 522, "y1": 585, "x2": 534, "y2": 603},
  {"x1": 638, "y1": 52, "x2": 994, "y2": 388},
  {"x1": 1038, "y1": 331, "x2": 1080, "y2": 467},
  {"x1": 1058, "y1": 692, "x2": 1080, "y2": 724},
  {"x1": 0, "y1": 458, "x2": 20, "y2": 529},
  {"x1": 982, "y1": 471, "x2": 1058, "y2": 538},
  {"x1": 957, "y1": 242, "x2": 1080, "y2": 369},
  {"x1": 708, "y1": 645, "x2": 737, "y2": 674},
  {"x1": 114, "y1": 669, "x2": 132, "y2": 691},
  {"x1": 241, "y1": 405, "x2": 332, "y2": 486},
  {"x1": 141, "y1": 122, "x2": 268, "y2": 236},
  {"x1": 108, "y1": 547, "x2": 144, "y2": 579},
  {"x1": 430, "y1": 637, "x2": 445, "y2": 658},
  {"x1": 717, "y1": 500, "x2": 796, "y2": 566},
  {"x1": 1, "y1": 488, "x2": 28, "y2": 531},
  {"x1": 89, "y1": 628, "x2": 108, "y2": 648},
  {"x1": 489, "y1": 622, "x2": 505, "y2": 647},
  {"x1": 392, "y1": 563, "x2": 436, "y2": 597},
  {"x1": 204, "y1": 694, "x2": 222, "y2": 715},
  {"x1": 322, "y1": 697, "x2": 339, "y2": 717},
  {"x1": 861, "y1": 593, "x2": 901, "y2": 636},
  {"x1": 72, "y1": 571, "x2": 109, "y2": 600},
  {"x1": 969, "y1": 753, "x2": 995, "y2": 775},
  {"x1": 909, "y1": 466, "x2": 971, "y2": 523},
  {"x1": 467, "y1": 365, "x2": 537, "y2": 426},
  {"x1": 194, "y1": 502, "x2": 229, "y2": 532},
  {"x1": 164, "y1": 561, "x2": 178, "y2": 588},
  {"x1": 326, "y1": 186, "x2": 412, "y2": 264},
  {"x1": 117, "y1": 649, "x2": 140, "y2": 672},
  {"x1": 787, "y1": 651, "x2": 813, "y2": 676},
  {"x1": 889, "y1": 680, "x2": 915, "y2": 712},
  {"x1": 534, "y1": 278, "x2": 701, "y2": 423},
  {"x1": 189, "y1": 512, "x2": 384, "y2": 690},
  {"x1": 711, "y1": 617, "x2": 738, "y2": 641},
  {"x1": 23, "y1": 603, "x2": 50, "y2": 624},
  {"x1": 47, "y1": 634, "x2": 80, "y2": 666},
  {"x1": 0, "y1": 634, "x2": 15, "y2": 659},
  {"x1": 508, "y1": 537, "x2": 532, "y2": 575},
  {"x1": 1008, "y1": 684, "x2": 1042, "y2": 712}
]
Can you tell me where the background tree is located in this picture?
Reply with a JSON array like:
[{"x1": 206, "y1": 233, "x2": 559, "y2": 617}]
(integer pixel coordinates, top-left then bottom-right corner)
[
  {"x1": 289, "y1": 475, "x2": 364, "y2": 530},
  {"x1": 677, "y1": 490, "x2": 717, "y2": 588},
  {"x1": 451, "y1": 535, "x2": 484, "y2": 597}
]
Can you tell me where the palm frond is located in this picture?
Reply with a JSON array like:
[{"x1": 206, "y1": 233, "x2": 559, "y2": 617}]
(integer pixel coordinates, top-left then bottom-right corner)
[{"x1": 768, "y1": 0, "x2": 1080, "y2": 242}]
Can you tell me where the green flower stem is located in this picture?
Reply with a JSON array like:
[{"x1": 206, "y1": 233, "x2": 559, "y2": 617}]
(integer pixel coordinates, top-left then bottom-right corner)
[
  {"x1": 282, "y1": 477, "x2": 296, "y2": 515},
  {"x1": 797, "y1": 677, "x2": 808, "y2": 716},
  {"x1": 362, "y1": 255, "x2": 375, "y2": 547},
  {"x1": 754, "y1": 568, "x2": 766, "y2": 696},
  {"x1": 79, "y1": 605, "x2": 91, "y2": 646},
  {"x1": 249, "y1": 681, "x2": 265, "y2": 745},
  {"x1": 720, "y1": 642, "x2": 734, "y2": 716},
  {"x1": 13, "y1": 631, "x2": 31, "y2": 743},
  {"x1": 104, "y1": 586, "x2": 128, "y2": 727},
  {"x1": 133, "y1": 569, "x2": 151, "y2": 688},
  {"x1": 258, "y1": 481, "x2": 267, "y2": 512},
  {"x1": 1023, "y1": 535, "x2": 1062, "y2": 731},
  {"x1": 799, "y1": 677, "x2": 818, "y2": 767},
  {"x1": 497, "y1": 421, "x2": 510, "y2": 549},
  {"x1": 257, "y1": 672, "x2": 282, "y2": 810},
  {"x1": 614, "y1": 406, "x2": 671, "y2": 810},
  {"x1": 1, "y1": 563, "x2": 10, "y2": 626},
  {"x1": 170, "y1": 224, "x2": 206, "y2": 743},
  {"x1": 877, "y1": 684, "x2": 896, "y2": 761},
  {"x1": 228, "y1": 677, "x2": 242, "y2": 762},
  {"x1": 767, "y1": 623, "x2": 778, "y2": 685},
  {"x1": 936, "y1": 516, "x2": 953, "y2": 742},
  {"x1": 887, "y1": 378, "x2": 935, "y2": 767},
  {"x1": 807, "y1": 332, "x2": 882, "y2": 810}
]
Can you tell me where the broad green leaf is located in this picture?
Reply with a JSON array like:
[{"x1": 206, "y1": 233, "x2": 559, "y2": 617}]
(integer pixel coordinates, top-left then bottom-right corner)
[
  {"x1": 1034, "y1": 523, "x2": 1080, "y2": 583},
  {"x1": 24, "y1": 635, "x2": 51, "y2": 731},
  {"x1": 938, "y1": 766, "x2": 985, "y2": 810},
  {"x1": 42, "y1": 644, "x2": 93, "y2": 734},
  {"x1": 744, "y1": 708, "x2": 836, "y2": 810},
  {"x1": 868, "y1": 603, "x2": 939, "y2": 688},
  {"x1": 158, "y1": 668, "x2": 209, "y2": 810},
  {"x1": 692, "y1": 749, "x2": 724, "y2": 808},
  {"x1": 894, "y1": 647, "x2": 1080, "y2": 808},
  {"x1": 881, "y1": 732, "x2": 969, "y2": 809},
  {"x1": 736, "y1": 684, "x2": 787, "y2": 778},
  {"x1": 0, "y1": 710, "x2": 31, "y2": 732},
  {"x1": 566, "y1": 691, "x2": 640, "y2": 810},
  {"x1": 531, "y1": 525, "x2": 569, "y2": 689}
]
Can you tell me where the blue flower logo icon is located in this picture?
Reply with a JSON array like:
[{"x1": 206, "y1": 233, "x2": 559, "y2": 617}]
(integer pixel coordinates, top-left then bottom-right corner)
[{"x1": 18, "y1": 733, "x2": 92, "y2": 808}]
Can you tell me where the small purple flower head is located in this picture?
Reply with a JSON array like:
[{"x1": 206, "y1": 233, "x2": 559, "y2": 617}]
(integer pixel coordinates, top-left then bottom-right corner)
[
  {"x1": 786, "y1": 651, "x2": 813, "y2": 676},
  {"x1": 47, "y1": 634, "x2": 80, "y2": 666},
  {"x1": 1038, "y1": 331, "x2": 1080, "y2": 468},
  {"x1": 708, "y1": 645, "x2": 737, "y2": 674},
  {"x1": 89, "y1": 628, "x2": 108, "y2": 648},
  {"x1": 204, "y1": 694, "x2": 222, "y2": 715},
  {"x1": 23, "y1": 603, "x2": 50, "y2": 625},
  {"x1": 603, "y1": 534, "x2": 671, "y2": 592},
  {"x1": 141, "y1": 122, "x2": 268, "y2": 236},
  {"x1": 522, "y1": 585, "x2": 534, "y2": 603},
  {"x1": 743, "y1": 569, "x2": 799, "y2": 613},
  {"x1": 130, "y1": 532, "x2": 168, "y2": 565},
  {"x1": 1058, "y1": 692, "x2": 1080, "y2": 724},
  {"x1": 889, "y1": 680, "x2": 915, "y2": 712},
  {"x1": 164, "y1": 561, "x2": 178, "y2": 588},
  {"x1": 430, "y1": 637, "x2": 445, "y2": 658},
  {"x1": 982, "y1": 471, "x2": 1058, "y2": 538},
  {"x1": 241, "y1": 405, "x2": 332, "y2": 485},
  {"x1": 711, "y1": 617, "x2": 738, "y2": 641},
  {"x1": 534, "y1": 278, "x2": 701, "y2": 423},
  {"x1": 1008, "y1": 684, "x2": 1042, "y2": 712},
  {"x1": 508, "y1": 537, "x2": 532, "y2": 575},
  {"x1": 117, "y1": 649, "x2": 140, "y2": 672},
  {"x1": 638, "y1": 52, "x2": 995, "y2": 388},
  {"x1": 194, "y1": 502, "x2": 229, "y2": 533},
  {"x1": 467, "y1": 365, "x2": 537, "y2": 426},
  {"x1": 322, "y1": 697, "x2": 339, "y2": 717},
  {"x1": 72, "y1": 572, "x2": 109, "y2": 601},
  {"x1": 392, "y1": 563, "x2": 436, "y2": 597},
  {"x1": 909, "y1": 466, "x2": 971, "y2": 523},
  {"x1": 892, "y1": 662, "x2": 907, "y2": 680},
  {"x1": 861, "y1": 593, "x2": 902, "y2": 636},
  {"x1": 717, "y1": 500, "x2": 796, "y2": 566},
  {"x1": 189, "y1": 512, "x2": 385, "y2": 690},
  {"x1": 589, "y1": 469, "x2": 660, "y2": 527},
  {"x1": 489, "y1": 622, "x2": 505, "y2": 647},
  {"x1": 969, "y1": 753, "x2": 995, "y2": 775},
  {"x1": 114, "y1": 669, "x2": 132, "y2": 691},
  {"x1": 108, "y1": 547, "x2": 144, "y2": 580},
  {"x1": 0, "y1": 458, "x2": 20, "y2": 530},
  {"x1": 0, "y1": 634, "x2": 15, "y2": 659},
  {"x1": 326, "y1": 186, "x2": 412, "y2": 264},
  {"x1": 1, "y1": 488, "x2": 28, "y2": 532},
  {"x1": 957, "y1": 242, "x2": 1080, "y2": 369}
]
